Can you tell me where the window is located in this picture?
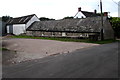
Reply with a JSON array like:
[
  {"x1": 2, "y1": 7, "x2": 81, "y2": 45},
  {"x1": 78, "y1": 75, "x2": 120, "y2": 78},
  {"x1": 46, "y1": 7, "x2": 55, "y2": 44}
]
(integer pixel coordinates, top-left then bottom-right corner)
[{"x1": 62, "y1": 32, "x2": 66, "y2": 37}]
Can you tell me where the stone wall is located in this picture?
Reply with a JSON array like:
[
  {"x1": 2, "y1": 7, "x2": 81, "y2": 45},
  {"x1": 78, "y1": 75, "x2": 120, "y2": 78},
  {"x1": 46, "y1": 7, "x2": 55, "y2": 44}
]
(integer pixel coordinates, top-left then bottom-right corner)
[
  {"x1": 27, "y1": 17, "x2": 114, "y2": 40},
  {"x1": 103, "y1": 20, "x2": 114, "y2": 39},
  {"x1": 27, "y1": 29, "x2": 114, "y2": 40},
  {"x1": 26, "y1": 31, "x2": 93, "y2": 38}
]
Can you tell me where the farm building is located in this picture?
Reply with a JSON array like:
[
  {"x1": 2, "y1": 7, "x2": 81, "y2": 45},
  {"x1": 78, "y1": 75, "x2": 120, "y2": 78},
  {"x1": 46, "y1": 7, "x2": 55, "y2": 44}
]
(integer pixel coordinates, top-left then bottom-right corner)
[
  {"x1": 74, "y1": 7, "x2": 101, "y2": 18},
  {"x1": 6, "y1": 14, "x2": 40, "y2": 35},
  {"x1": 26, "y1": 16, "x2": 114, "y2": 40}
]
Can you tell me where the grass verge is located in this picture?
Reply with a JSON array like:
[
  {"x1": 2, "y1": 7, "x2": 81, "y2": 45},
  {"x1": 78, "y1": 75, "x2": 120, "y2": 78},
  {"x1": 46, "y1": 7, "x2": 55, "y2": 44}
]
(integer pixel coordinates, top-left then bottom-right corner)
[
  {"x1": 0, "y1": 48, "x2": 8, "y2": 51},
  {"x1": 11, "y1": 35, "x2": 118, "y2": 44}
]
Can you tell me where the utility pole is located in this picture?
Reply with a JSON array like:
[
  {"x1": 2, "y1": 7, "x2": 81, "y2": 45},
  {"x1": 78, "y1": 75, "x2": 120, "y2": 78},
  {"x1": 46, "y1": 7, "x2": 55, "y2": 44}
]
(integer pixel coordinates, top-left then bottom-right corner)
[{"x1": 100, "y1": 0, "x2": 104, "y2": 40}]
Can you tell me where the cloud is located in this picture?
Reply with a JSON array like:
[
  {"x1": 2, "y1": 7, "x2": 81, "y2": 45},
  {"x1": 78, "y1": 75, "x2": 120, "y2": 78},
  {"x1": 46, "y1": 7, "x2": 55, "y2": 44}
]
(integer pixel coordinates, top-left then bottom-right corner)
[
  {"x1": 110, "y1": 12, "x2": 118, "y2": 17},
  {"x1": 0, "y1": 0, "x2": 119, "y2": 19}
]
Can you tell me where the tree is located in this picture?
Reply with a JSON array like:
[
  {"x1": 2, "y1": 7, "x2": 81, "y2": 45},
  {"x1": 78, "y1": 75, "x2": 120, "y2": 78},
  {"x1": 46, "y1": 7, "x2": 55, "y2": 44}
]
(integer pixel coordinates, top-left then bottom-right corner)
[
  {"x1": 109, "y1": 17, "x2": 120, "y2": 38},
  {"x1": 63, "y1": 16, "x2": 74, "y2": 19},
  {"x1": 39, "y1": 17, "x2": 55, "y2": 21},
  {"x1": 2, "y1": 16, "x2": 12, "y2": 22}
]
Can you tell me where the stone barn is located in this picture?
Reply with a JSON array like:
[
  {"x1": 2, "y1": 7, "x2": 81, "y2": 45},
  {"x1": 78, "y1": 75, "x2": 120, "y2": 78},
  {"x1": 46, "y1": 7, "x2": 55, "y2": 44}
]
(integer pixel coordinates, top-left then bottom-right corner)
[{"x1": 26, "y1": 16, "x2": 114, "y2": 40}]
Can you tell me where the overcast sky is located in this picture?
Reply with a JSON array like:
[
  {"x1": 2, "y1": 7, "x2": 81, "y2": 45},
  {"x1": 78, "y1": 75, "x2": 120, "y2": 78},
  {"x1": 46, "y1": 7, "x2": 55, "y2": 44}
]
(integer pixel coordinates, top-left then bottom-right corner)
[{"x1": 1, "y1": 0, "x2": 120, "y2": 19}]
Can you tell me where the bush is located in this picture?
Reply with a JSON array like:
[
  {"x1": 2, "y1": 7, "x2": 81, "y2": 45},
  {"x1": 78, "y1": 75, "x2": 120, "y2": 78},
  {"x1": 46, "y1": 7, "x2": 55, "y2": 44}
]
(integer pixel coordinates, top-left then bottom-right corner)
[{"x1": 109, "y1": 17, "x2": 120, "y2": 38}]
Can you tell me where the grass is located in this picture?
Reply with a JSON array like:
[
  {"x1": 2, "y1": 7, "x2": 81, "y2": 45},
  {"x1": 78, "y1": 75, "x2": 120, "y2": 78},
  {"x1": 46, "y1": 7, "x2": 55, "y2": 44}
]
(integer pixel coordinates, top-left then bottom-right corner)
[
  {"x1": 0, "y1": 48, "x2": 8, "y2": 51},
  {"x1": 11, "y1": 35, "x2": 118, "y2": 44}
]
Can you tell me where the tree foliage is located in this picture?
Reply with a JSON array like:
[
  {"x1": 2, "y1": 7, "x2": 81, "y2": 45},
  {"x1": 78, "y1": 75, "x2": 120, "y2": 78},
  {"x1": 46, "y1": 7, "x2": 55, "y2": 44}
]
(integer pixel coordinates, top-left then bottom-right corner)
[
  {"x1": 39, "y1": 17, "x2": 55, "y2": 21},
  {"x1": 2, "y1": 16, "x2": 12, "y2": 22},
  {"x1": 63, "y1": 16, "x2": 74, "y2": 19},
  {"x1": 109, "y1": 17, "x2": 120, "y2": 38}
]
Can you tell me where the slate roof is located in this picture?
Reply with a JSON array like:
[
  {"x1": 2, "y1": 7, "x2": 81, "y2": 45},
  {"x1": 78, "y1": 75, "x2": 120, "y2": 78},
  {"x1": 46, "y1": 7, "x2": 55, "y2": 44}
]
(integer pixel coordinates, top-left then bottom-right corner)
[
  {"x1": 27, "y1": 17, "x2": 108, "y2": 33},
  {"x1": 7, "y1": 14, "x2": 35, "y2": 25},
  {"x1": 81, "y1": 11, "x2": 101, "y2": 17}
]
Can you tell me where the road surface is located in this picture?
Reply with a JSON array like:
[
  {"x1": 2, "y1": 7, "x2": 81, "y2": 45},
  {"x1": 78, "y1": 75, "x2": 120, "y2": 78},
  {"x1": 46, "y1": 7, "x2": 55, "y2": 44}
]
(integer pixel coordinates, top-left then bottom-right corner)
[{"x1": 3, "y1": 42, "x2": 119, "y2": 78}]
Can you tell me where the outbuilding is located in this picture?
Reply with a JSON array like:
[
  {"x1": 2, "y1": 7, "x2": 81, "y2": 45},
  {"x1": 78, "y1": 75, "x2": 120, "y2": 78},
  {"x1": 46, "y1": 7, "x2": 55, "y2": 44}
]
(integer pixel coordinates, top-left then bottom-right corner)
[
  {"x1": 6, "y1": 14, "x2": 40, "y2": 35},
  {"x1": 26, "y1": 16, "x2": 114, "y2": 40}
]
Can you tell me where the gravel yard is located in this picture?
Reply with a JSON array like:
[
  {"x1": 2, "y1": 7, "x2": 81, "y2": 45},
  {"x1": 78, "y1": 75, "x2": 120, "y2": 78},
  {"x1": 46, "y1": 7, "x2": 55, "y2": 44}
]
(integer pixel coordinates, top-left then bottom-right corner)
[{"x1": 2, "y1": 38, "x2": 99, "y2": 64}]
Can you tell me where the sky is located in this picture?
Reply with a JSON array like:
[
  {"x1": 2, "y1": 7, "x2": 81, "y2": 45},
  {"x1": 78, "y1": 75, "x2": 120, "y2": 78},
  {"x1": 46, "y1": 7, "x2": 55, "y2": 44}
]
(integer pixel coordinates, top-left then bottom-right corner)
[{"x1": 1, "y1": 0, "x2": 120, "y2": 19}]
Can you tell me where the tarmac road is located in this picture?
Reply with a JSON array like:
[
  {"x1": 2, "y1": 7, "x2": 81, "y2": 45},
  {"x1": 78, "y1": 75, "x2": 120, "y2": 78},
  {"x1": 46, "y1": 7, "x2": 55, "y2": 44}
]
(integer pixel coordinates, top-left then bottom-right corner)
[{"x1": 2, "y1": 42, "x2": 119, "y2": 78}]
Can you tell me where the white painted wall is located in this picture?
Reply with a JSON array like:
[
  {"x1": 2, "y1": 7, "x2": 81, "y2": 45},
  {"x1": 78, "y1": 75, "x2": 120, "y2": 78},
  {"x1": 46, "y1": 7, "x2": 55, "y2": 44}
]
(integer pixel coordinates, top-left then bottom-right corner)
[
  {"x1": 26, "y1": 15, "x2": 40, "y2": 29},
  {"x1": 13, "y1": 24, "x2": 25, "y2": 35},
  {"x1": 6, "y1": 25, "x2": 9, "y2": 33}
]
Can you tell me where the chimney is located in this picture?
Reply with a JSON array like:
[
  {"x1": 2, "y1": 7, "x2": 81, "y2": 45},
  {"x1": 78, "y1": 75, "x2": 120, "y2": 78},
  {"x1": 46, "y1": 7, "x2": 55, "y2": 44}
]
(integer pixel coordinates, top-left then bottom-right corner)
[
  {"x1": 104, "y1": 12, "x2": 108, "y2": 16},
  {"x1": 78, "y1": 7, "x2": 81, "y2": 12},
  {"x1": 94, "y1": 9, "x2": 97, "y2": 14}
]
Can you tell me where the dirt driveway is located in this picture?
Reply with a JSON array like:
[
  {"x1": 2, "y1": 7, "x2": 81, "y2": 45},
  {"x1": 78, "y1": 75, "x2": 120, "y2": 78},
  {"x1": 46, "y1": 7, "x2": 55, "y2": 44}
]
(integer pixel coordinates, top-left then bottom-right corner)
[{"x1": 2, "y1": 38, "x2": 99, "y2": 63}]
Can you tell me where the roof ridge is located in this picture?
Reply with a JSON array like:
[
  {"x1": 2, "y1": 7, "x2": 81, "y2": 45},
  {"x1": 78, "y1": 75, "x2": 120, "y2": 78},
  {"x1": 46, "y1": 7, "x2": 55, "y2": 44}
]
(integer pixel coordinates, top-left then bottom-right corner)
[
  {"x1": 81, "y1": 11, "x2": 101, "y2": 17},
  {"x1": 7, "y1": 14, "x2": 36, "y2": 24},
  {"x1": 81, "y1": 11, "x2": 94, "y2": 13},
  {"x1": 13, "y1": 14, "x2": 35, "y2": 19}
]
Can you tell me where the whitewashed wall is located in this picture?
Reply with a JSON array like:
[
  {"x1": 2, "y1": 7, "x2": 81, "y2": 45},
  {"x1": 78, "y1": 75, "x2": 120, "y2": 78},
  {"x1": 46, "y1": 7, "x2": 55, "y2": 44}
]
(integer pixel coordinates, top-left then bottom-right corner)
[
  {"x1": 6, "y1": 25, "x2": 10, "y2": 33},
  {"x1": 13, "y1": 24, "x2": 25, "y2": 35},
  {"x1": 26, "y1": 15, "x2": 40, "y2": 29}
]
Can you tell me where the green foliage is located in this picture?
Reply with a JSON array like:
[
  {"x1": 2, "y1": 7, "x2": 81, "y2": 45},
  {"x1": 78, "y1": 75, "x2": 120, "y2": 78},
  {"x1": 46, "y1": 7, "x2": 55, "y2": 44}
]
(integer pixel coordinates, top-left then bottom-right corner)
[
  {"x1": 63, "y1": 16, "x2": 74, "y2": 19},
  {"x1": 39, "y1": 17, "x2": 55, "y2": 21},
  {"x1": 2, "y1": 16, "x2": 12, "y2": 22},
  {"x1": 109, "y1": 17, "x2": 120, "y2": 38},
  {"x1": 0, "y1": 48, "x2": 8, "y2": 51}
]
